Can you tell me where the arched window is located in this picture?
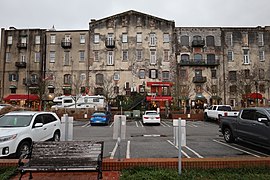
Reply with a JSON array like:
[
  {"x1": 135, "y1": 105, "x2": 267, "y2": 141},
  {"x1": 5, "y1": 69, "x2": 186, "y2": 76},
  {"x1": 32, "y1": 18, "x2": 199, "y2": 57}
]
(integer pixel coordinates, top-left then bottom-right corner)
[
  {"x1": 206, "y1": 35, "x2": 215, "y2": 46},
  {"x1": 194, "y1": 54, "x2": 203, "y2": 64},
  {"x1": 181, "y1": 54, "x2": 190, "y2": 63},
  {"x1": 96, "y1": 73, "x2": 104, "y2": 85},
  {"x1": 180, "y1": 35, "x2": 189, "y2": 46},
  {"x1": 64, "y1": 74, "x2": 72, "y2": 84}
]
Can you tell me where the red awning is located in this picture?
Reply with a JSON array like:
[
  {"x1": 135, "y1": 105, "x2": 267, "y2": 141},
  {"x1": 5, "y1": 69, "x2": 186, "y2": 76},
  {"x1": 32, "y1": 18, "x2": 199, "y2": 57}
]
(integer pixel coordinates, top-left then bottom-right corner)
[
  {"x1": 146, "y1": 96, "x2": 173, "y2": 102},
  {"x1": 3, "y1": 94, "x2": 39, "y2": 101},
  {"x1": 243, "y1": 93, "x2": 263, "y2": 99},
  {"x1": 146, "y1": 82, "x2": 173, "y2": 87}
]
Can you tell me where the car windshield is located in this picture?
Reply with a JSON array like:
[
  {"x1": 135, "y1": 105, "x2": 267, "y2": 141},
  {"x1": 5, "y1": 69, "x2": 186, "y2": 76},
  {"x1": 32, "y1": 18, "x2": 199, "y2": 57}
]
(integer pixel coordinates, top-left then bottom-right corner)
[
  {"x1": 0, "y1": 115, "x2": 32, "y2": 127},
  {"x1": 146, "y1": 112, "x2": 158, "y2": 115},
  {"x1": 93, "y1": 113, "x2": 106, "y2": 116}
]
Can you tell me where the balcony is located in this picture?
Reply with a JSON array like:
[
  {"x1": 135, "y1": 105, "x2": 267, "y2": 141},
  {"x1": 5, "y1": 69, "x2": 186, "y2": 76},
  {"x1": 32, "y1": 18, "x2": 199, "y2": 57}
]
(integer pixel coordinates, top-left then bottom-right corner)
[
  {"x1": 61, "y1": 41, "x2": 72, "y2": 48},
  {"x1": 15, "y1": 62, "x2": 26, "y2": 68},
  {"x1": 192, "y1": 40, "x2": 205, "y2": 47},
  {"x1": 105, "y1": 38, "x2": 115, "y2": 48},
  {"x1": 17, "y1": 43, "x2": 27, "y2": 49},
  {"x1": 179, "y1": 59, "x2": 220, "y2": 67},
  {"x1": 193, "y1": 76, "x2": 207, "y2": 83}
]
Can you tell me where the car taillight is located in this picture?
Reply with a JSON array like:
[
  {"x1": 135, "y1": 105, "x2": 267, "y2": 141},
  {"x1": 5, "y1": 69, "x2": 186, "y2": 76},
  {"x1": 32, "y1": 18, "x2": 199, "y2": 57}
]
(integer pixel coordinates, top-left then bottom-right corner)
[
  {"x1": 224, "y1": 112, "x2": 227, "y2": 116},
  {"x1": 102, "y1": 116, "x2": 106, "y2": 118},
  {"x1": 144, "y1": 117, "x2": 149, "y2": 119},
  {"x1": 156, "y1": 117, "x2": 160, "y2": 119}
]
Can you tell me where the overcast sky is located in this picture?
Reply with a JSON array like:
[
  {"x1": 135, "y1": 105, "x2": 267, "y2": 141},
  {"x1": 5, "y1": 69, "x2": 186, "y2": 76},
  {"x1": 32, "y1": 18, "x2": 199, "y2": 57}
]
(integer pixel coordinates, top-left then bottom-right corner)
[{"x1": 0, "y1": 0, "x2": 270, "y2": 30}]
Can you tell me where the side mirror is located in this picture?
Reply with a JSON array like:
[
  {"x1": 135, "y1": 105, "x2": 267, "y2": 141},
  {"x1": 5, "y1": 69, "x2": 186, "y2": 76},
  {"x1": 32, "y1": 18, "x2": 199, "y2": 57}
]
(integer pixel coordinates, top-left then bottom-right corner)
[{"x1": 34, "y1": 122, "x2": 43, "y2": 128}]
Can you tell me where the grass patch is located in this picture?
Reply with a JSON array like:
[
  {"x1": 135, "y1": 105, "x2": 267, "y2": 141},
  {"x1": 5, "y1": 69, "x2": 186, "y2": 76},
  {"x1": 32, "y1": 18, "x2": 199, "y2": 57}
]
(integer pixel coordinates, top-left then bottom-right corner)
[
  {"x1": 120, "y1": 166, "x2": 270, "y2": 180},
  {"x1": 0, "y1": 166, "x2": 17, "y2": 180}
]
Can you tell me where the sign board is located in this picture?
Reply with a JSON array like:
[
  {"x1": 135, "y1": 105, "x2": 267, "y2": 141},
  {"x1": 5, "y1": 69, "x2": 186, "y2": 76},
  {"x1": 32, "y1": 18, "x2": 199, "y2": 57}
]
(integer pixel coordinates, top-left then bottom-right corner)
[
  {"x1": 173, "y1": 119, "x2": 186, "y2": 146},
  {"x1": 60, "y1": 114, "x2": 73, "y2": 141}
]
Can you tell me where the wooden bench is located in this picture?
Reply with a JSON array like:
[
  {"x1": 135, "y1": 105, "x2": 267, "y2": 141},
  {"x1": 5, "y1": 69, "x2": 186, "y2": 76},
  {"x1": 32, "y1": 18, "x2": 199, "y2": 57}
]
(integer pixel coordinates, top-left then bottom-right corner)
[{"x1": 18, "y1": 141, "x2": 104, "y2": 180}]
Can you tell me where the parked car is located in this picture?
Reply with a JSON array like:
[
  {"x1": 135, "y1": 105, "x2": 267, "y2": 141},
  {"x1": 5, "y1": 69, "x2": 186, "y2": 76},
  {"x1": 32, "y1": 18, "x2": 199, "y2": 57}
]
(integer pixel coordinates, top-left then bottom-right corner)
[
  {"x1": 204, "y1": 105, "x2": 239, "y2": 121},
  {"x1": 0, "y1": 104, "x2": 12, "y2": 110},
  {"x1": 142, "y1": 110, "x2": 160, "y2": 125},
  {"x1": 90, "y1": 111, "x2": 111, "y2": 125},
  {"x1": 0, "y1": 111, "x2": 61, "y2": 158},
  {"x1": 219, "y1": 107, "x2": 270, "y2": 147}
]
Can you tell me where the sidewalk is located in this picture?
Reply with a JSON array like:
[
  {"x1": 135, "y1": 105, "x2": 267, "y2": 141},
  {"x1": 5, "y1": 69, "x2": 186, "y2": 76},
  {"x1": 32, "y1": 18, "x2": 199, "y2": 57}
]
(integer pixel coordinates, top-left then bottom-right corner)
[{"x1": 11, "y1": 171, "x2": 120, "y2": 180}]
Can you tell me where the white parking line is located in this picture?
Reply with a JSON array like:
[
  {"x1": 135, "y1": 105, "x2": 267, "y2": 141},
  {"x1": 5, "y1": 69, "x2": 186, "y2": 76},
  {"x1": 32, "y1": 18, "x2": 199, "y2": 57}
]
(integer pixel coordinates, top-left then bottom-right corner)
[
  {"x1": 166, "y1": 140, "x2": 190, "y2": 158},
  {"x1": 126, "y1": 141, "x2": 131, "y2": 159},
  {"x1": 184, "y1": 146, "x2": 204, "y2": 158},
  {"x1": 82, "y1": 122, "x2": 90, "y2": 127},
  {"x1": 162, "y1": 121, "x2": 171, "y2": 127},
  {"x1": 213, "y1": 139, "x2": 261, "y2": 158},
  {"x1": 135, "y1": 121, "x2": 139, "y2": 127},
  {"x1": 139, "y1": 121, "x2": 144, "y2": 127},
  {"x1": 110, "y1": 122, "x2": 114, "y2": 127},
  {"x1": 110, "y1": 140, "x2": 118, "y2": 159},
  {"x1": 161, "y1": 122, "x2": 166, "y2": 127}
]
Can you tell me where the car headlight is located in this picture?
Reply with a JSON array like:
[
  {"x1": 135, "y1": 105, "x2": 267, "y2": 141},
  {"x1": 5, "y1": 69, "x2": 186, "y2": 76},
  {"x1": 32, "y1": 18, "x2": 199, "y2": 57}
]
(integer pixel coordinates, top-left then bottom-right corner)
[{"x1": 0, "y1": 134, "x2": 17, "y2": 142}]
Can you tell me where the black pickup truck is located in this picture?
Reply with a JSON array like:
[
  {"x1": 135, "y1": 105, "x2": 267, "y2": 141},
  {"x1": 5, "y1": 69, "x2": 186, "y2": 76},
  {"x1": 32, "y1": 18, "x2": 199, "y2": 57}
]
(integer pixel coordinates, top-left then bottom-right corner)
[{"x1": 219, "y1": 107, "x2": 270, "y2": 147}]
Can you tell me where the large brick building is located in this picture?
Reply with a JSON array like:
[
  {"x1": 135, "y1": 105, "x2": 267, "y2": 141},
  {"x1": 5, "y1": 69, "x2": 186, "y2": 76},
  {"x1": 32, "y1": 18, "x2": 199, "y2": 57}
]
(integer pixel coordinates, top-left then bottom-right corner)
[{"x1": 0, "y1": 10, "x2": 269, "y2": 110}]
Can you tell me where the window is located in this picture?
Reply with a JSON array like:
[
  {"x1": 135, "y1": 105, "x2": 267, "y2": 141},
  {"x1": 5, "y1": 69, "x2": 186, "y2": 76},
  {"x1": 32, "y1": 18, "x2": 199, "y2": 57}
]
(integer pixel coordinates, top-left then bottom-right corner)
[
  {"x1": 207, "y1": 54, "x2": 215, "y2": 64},
  {"x1": 150, "y1": 50, "x2": 156, "y2": 65},
  {"x1": 229, "y1": 71, "x2": 237, "y2": 81},
  {"x1": 50, "y1": 35, "x2": 56, "y2": 44},
  {"x1": 64, "y1": 51, "x2": 70, "y2": 65},
  {"x1": 259, "y1": 69, "x2": 265, "y2": 79},
  {"x1": 242, "y1": 32, "x2": 248, "y2": 46},
  {"x1": 31, "y1": 74, "x2": 38, "y2": 84},
  {"x1": 64, "y1": 74, "x2": 72, "y2": 84},
  {"x1": 114, "y1": 86, "x2": 119, "y2": 94},
  {"x1": 180, "y1": 35, "x2": 189, "y2": 46},
  {"x1": 149, "y1": 33, "x2": 156, "y2": 46},
  {"x1": 80, "y1": 73, "x2": 86, "y2": 81},
  {"x1": 122, "y1": 33, "x2": 128, "y2": 43},
  {"x1": 163, "y1": 50, "x2": 169, "y2": 62},
  {"x1": 226, "y1": 33, "x2": 233, "y2": 47},
  {"x1": 122, "y1": 50, "x2": 128, "y2": 61},
  {"x1": 94, "y1": 34, "x2": 99, "y2": 43},
  {"x1": 212, "y1": 85, "x2": 218, "y2": 93},
  {"x1": 21, "y1": 37, "x2": 27, "y2": 44},
  {"x1": 245, "y1": 85, "x2": 251, "y2": 94},
  {"x1": 243, "y1": 49, "x2": 250, "y2": 64},
  {"x1": 162, "y1": 71, "x2": 169, "y2": 81},
  {"x1": 229, "y1": 85, "x2": 237, "y2": 94},
  {"x1": 244, "y1": 69, "x2": 250, "y2": 79},
  {"x1": 259, "y1": 50, "x2": 265, "y2": 61},
  {"x1": 7, "y1": 36, "x2": 12, "y2": 45},
  {"x1": 79, "y1": 51, "x2": 85, "y2": 61},
  {"x1": 195, "y1": 69, "x2": 202, "y2": 77},
  {"x1": 206, "y1": 36, "x2": 215, "y2": 46},
  {"x1": 136, "y1": 49, "x2": 143, "y2": 61},
  {"x1": 35, "y1": 52, "x2": 40, "y2": 62},
  {"x1": 80, "y1": 34, "x2": 85, "y2": 44},
  {"x1": 20, "y1": 53, "x2": 26, "y2": 62},
  {"x1": 50, "y1": 51, "x2": 55, "y2": 63},
  {"x1": 211, "y1": 69, "x2": 217, "y2": 78},
  {"x1": 193, "y1": 35, "x2": 202, "y2": 41},
  {"x1": 163, "y1": 33, "x2": 169, "y2": 43},
  {"x1": 149, "y1": 69, "x2": 157, "y2": 79},
  {"x1": 94, "y1": 51, "x2": 99, "y2": 61},
  {"x1": 96, "y1": 74, "x2": 104, "y2": 85},
  {"x1": 258, "y1": 33, "x2": 264, "y2": 46},
  {"x1": 139, "y1": 69, "x2": 145, "y2": 79},
  {"x1": 228, "y1": 50, "x2": 234, "y2": 61},
  {"x1": 259, "y1": 84, "x2": 265, "y2": 93},
  {"x1": 107, "y1": 51, "x2": 114, "y2": 65},
  {"x1": 113, "y1": 72, "x2": 120, "y2": 81},
  {"x1": 137, "y1": 33, "x2": 142, "y2": 43},
  {"x1": 107, "y1": 33, "x2": 114, "y2": 46},
  {"x1": 181, "y1": 54, "x2": 189, "y2": 63},
  {"x1": 5, "y1": 52, "x2": 11, "y2": 62},
  {"x1": 35, "y1": 35, "x2": 40, "y2": 44},
  {"x1": 194, "y1": 54, "x2": 203, "y2": 63},
  {"x1": 9, "y1": 74, "x2": 18, "y2": 81},
  {"x1": 179, "y1": 69, "x2": 187, "y2": 79}
]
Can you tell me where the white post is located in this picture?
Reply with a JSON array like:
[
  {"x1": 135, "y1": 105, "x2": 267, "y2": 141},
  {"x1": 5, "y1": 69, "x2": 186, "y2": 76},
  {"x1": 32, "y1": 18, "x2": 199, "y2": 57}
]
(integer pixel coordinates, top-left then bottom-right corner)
[{"x1": 178, "y1": 117, "x2": 182, "y2": 175}]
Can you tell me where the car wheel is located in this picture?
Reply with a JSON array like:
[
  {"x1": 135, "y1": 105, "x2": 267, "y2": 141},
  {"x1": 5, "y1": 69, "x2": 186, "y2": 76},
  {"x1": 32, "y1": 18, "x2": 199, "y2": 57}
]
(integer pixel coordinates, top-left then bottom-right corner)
[
  {"x1": 16, "y1": 141, "x2": 31, "y2": 158},
  {"x1": 204, "y1": 113, "x2": 209, "y2": 121},
  {"x1": 52, "y1": 131, "x2": 60, "y2": 141},
  {"x1": 223, "y1": 127, "x2": 234, "y2": 143}
]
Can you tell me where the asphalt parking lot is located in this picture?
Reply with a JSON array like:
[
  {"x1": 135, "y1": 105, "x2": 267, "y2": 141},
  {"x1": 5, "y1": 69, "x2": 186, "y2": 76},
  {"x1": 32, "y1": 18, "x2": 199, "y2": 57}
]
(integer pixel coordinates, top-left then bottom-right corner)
[{"x1": 73, "y1": 119, "x2": 270, "y2": 159}]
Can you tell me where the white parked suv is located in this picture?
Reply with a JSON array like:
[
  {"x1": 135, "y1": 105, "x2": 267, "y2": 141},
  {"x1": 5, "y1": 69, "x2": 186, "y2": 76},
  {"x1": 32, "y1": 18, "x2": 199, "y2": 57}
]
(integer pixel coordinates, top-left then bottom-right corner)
[{"x1": 0, "y1": 111, "x2": 61, "y2": 158}]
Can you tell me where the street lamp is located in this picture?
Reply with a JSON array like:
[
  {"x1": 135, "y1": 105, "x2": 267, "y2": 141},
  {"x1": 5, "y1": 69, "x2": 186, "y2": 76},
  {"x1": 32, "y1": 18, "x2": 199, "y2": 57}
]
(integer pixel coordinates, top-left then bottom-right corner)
[{"x1": 255, "y1": 81, "x2": 258, "y2": 107}]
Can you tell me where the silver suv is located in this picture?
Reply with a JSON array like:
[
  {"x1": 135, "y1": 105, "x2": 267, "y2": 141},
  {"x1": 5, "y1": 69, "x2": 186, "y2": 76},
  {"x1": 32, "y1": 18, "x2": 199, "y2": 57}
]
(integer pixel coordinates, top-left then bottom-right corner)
[{"x1": 0, "y1": 111, "x2": 61, "y2": 158}]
